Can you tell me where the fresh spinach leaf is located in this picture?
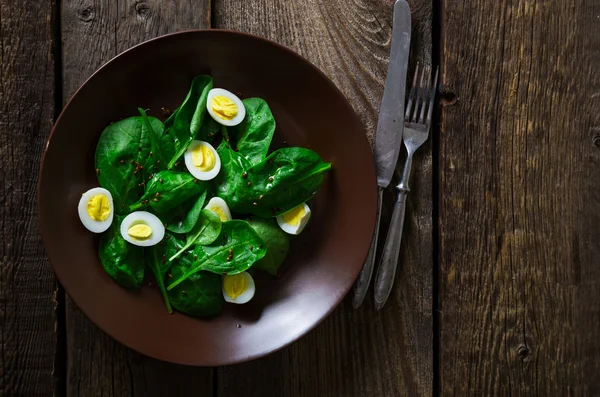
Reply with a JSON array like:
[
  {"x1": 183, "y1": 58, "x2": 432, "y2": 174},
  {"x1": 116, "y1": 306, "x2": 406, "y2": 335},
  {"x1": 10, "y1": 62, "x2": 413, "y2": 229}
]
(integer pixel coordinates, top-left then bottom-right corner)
[
  {"x1": 129, "y1": 170, "x2": 206, "y2": 213},
  {"x1": 215, "y1": 144, "x2": 331, "y2": 217},
  {"x1": 95, "y1": 116, "x2": 165, "y2": 213},
  {"x1": 138, "y1": 108, "x2": 174, "y2": 171},
  {"x1": 163, "y1": 190, "x2": 207, "y2": 234},
  {"x1": 167, "y1": 220, "x2": 266, "y2": 290},
  {"x1": 148, "y1": 235, "x2": 178, "y2": 313},
  {"x1": 169, "y1": 209, "x2": 222, "y2": 261},
  {"x1": 99, "y1": 220, "x2": 144, "y2": 289},
  {"x1": 167, "y1": 75, "x2": 213, "y2": 169},
  {"x1": 247, "y1": 216, "x2": 290, "y2": 276},
  {"x1": 228, "y1": 98, "x2": 275, "y2": 165},
  {"x1": 165, "y1": 238, "x2": 224, "y2": 317}
]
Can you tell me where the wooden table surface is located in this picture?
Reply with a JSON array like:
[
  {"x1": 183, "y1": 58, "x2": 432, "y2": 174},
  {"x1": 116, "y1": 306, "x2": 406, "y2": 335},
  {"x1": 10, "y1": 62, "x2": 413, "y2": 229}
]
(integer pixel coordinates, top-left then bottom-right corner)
[{"x1": 2, "y1": 0, "x2": 599, "y2": 395}]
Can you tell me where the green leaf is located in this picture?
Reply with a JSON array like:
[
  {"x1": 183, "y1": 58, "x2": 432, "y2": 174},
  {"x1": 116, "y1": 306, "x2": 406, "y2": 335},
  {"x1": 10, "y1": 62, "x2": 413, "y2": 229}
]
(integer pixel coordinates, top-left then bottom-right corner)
[
  {"x1": 167, "y1": 75, "x2": 214, "y2": 169},
  {"x1": 228, "y1": 98, "x2": 275, "y2": 165},
  {"x1": 247, "y1": 216, "x2": 290, "y2": 276},
  {"x1": 148, "y1": 236, "x2": 178, "y2": 313},
  {"x1": 138, "y1": 108, "x2": 173, "y2": 173},
  {"x1": 169, "y1": 209, "x2": 222, "y2": 261},
  {"x1": 165, "y1": 237, "x2": 224, "y2": 317},
  {"x1": 167, "y1": 220, "x2": 266, "y2": 290},
  {"x1": 215, "y1": 144, "x2": 331, "y2": 217},
  {"x1": 99, "y1": 219, "x2": 144, "y2": 289},
  {"x1": 95, "y1": 116, "x2": 165, "y2": 213},
  {"x1": 163, "y1": 190, "x2": 208, "y2": 234},
  {"x1": 130, "y1": 170, "x2": 206, "y2": 213}
]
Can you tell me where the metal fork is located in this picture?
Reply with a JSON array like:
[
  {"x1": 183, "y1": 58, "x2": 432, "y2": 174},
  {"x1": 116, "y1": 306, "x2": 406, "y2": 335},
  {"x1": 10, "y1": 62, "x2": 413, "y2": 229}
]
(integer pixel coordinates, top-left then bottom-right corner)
[{"x1": 373, "y1": 64, "x2": 439, "y2": 310}]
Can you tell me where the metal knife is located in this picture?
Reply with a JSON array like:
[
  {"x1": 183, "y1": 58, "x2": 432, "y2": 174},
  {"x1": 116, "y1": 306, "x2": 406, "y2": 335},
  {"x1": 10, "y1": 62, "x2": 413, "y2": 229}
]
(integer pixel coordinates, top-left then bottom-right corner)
[{"x1": 353, "y1": 0, "x2": 411, "y2": 309}]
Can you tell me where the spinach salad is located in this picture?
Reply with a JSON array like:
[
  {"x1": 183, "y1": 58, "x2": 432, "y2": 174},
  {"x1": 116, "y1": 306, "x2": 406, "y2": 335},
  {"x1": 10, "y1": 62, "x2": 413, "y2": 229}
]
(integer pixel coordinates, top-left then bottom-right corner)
[{"x1": 77, "y1": 75, "x2": 331, "y2": 317}]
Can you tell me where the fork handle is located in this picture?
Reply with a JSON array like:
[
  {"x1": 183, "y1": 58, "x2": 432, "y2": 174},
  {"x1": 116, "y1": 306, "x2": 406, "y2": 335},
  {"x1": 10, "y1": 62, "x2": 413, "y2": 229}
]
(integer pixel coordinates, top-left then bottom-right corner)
[
  {"x1": 373, "y1": 189, "x2": 408, "y2": 310},
  {"x1": 353, "y1": 187, "x2": 384, "y2": 308}
]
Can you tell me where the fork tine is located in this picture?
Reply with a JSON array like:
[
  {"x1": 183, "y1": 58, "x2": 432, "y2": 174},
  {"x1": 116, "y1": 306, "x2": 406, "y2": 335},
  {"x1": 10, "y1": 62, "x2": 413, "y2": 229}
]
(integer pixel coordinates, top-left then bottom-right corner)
[
  {"x1": 404, "y1": 63, "x2": 419, "y2": 122},
  {"x1": 411, "y1": 66, "x2": 427, "y2": 123},
  {"x1": 425, "y1": 66, "x2": 439, "y2": 127},
  {"x1": 418, "y1": 66, "x2": 432, "y2": 124}
]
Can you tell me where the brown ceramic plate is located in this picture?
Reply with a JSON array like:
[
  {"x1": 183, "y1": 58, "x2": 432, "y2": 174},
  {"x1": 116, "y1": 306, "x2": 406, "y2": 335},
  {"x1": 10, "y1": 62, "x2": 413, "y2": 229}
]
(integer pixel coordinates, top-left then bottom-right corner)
[{"x1": 39, "y1": 30, "x2": 376, "y2": 366}]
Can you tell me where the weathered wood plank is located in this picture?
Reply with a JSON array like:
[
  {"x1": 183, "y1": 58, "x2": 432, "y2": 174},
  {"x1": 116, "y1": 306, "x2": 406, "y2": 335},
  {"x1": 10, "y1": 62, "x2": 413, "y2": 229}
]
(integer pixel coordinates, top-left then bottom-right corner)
[
  {"x1": 0, "y1": 0, "x2": 61, "y2": 395},
  {"x1": 439, "y1": 0, "x2": 600, "y2": 395},
  {"x1": 214, "y1": 1, "x2": 433, "y2": 396},
  {"x1": 61, "y1": 1, "x2": 212, "y2": 395}
]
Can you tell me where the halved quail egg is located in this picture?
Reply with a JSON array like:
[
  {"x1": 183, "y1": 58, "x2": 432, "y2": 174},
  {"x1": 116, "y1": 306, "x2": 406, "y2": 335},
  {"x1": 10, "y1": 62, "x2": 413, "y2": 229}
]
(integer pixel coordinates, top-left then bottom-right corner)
[
  {"x1": 276, "y1": 202, "x2": 311, "y2": 235},
  {"x1": 204, "y1": 197, "x2": 232, "y2": 222},
  {"x1": 120, "y1": 211, "x2": 165, "y2": 247},
  {"x1": 184, "y1": 140, "x2": 221, "y2": 181},
  {"x1": 222, "y1": 271, "x2": 255, "y2": 304},
  {"x1": 206, "y1": 88, "x2": 246, "y2": 126},
  {"x1": 78, "y1": 187, "x2": 114, "y2": 233}
]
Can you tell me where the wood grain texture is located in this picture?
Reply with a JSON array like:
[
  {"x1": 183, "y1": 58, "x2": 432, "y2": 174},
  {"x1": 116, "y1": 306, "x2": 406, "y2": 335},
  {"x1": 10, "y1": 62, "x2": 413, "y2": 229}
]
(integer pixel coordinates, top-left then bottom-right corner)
[
  {"x1": 61, "y1": 1, "x2": 212, "y2": 395},
  {"x1": 214, "y1": 1, "x2": 433, "y2": 396},
  {"x1": 0, "y1": 0, "x2": 60, "y2": 395},
  {"x1": 439, "y1": 0, "x2": 600, "y2": 395}
]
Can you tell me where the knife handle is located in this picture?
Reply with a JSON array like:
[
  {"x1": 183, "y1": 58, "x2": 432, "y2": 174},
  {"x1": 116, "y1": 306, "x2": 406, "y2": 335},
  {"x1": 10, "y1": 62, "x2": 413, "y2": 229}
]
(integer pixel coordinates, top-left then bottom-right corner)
[
  {"x1": 353, "y1": 188, "x2": 384, "y2": 309},
  {"x1": 373, "y1": 188, "x2": 408, "y2": 310}
]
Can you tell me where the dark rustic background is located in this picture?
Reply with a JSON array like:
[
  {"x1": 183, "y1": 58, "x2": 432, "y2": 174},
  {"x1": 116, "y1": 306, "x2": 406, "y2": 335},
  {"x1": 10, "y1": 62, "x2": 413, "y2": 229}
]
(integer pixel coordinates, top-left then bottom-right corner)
[{"x1": 1, "y1": 0, "x2": 598, "y2": 396}]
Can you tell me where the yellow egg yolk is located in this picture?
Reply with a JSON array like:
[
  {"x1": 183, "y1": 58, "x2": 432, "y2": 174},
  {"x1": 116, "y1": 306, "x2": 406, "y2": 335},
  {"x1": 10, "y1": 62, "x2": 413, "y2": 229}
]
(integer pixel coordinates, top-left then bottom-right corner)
[
  {"x1": 223, "y1": 274, "x2": 247, "y2": 300},
  {"x1": 211, "y1": 96, "x2": 238, "y2": 120},
  {"x1": 282, "y1": 204, "x2": 306, "y2": 226},
  {"x1": 127, "y1": 223, "x2": 153, "y2": 241},
  {"x1": 192, "y1": 144, "x2": 216, "y2": 172},
  {"x1": 87, "y1": 194, "x2": 111, "y2": 221},
  {"x1": 209, "y1": 206, "x2": 228, "y2": 222}
]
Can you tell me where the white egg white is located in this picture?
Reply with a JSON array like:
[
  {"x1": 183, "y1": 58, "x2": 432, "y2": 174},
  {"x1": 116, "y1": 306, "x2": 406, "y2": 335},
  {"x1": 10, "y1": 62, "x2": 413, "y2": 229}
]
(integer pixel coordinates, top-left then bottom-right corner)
[
  {"x1": 276, "y1": 202, "x2": 311, "y2": 235},
  {"x1": 78, "y1": 187, "x2": 114, "y2": 233},
  {"x1": 184, "y1": 140, "x2": 221, "y2": 181},
  {"x1": 222, "y1": 271, "x2": 255, "y2": 304},
  {"x1": 120, "y1": 211, "x2": 165, "y2": 247},
  {"x1": 204, "y1": 197, "x2": 232, "y2": 222},
  {"x1": 206, "y1": 88, "x2": 246, "y2": 126}
]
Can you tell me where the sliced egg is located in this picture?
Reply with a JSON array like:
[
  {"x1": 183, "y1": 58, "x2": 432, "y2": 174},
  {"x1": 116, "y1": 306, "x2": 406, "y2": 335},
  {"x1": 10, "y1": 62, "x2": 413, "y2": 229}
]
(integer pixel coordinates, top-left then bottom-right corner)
[
  {"x1": 222, "y1": 271, "x2": 255, "y2": 304},
  {"x1": 206, "y1": 88, "x2": 246, "y2": 126},
  {"x1": 204, "y1": 197, "x2": 232, "y2": 222},
  {"x1": 184, "y1": 140, "x2": 221, "y2": 181},
  {"x1": 78, "y1": 187, "x2": 114, "y2": 233},
  {"x1": 276, "y1": 202, "x2": 311, "y2": 235},
  {"x1": 120, "y1": 211, "x2": 165, "y2": 247}
]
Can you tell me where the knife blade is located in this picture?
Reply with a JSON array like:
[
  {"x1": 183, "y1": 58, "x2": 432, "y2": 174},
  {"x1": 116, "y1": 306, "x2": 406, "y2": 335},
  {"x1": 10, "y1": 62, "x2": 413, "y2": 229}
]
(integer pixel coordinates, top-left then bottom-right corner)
[{"x1": 353, "y1": 0, "x2": 411, "y2": 308}]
